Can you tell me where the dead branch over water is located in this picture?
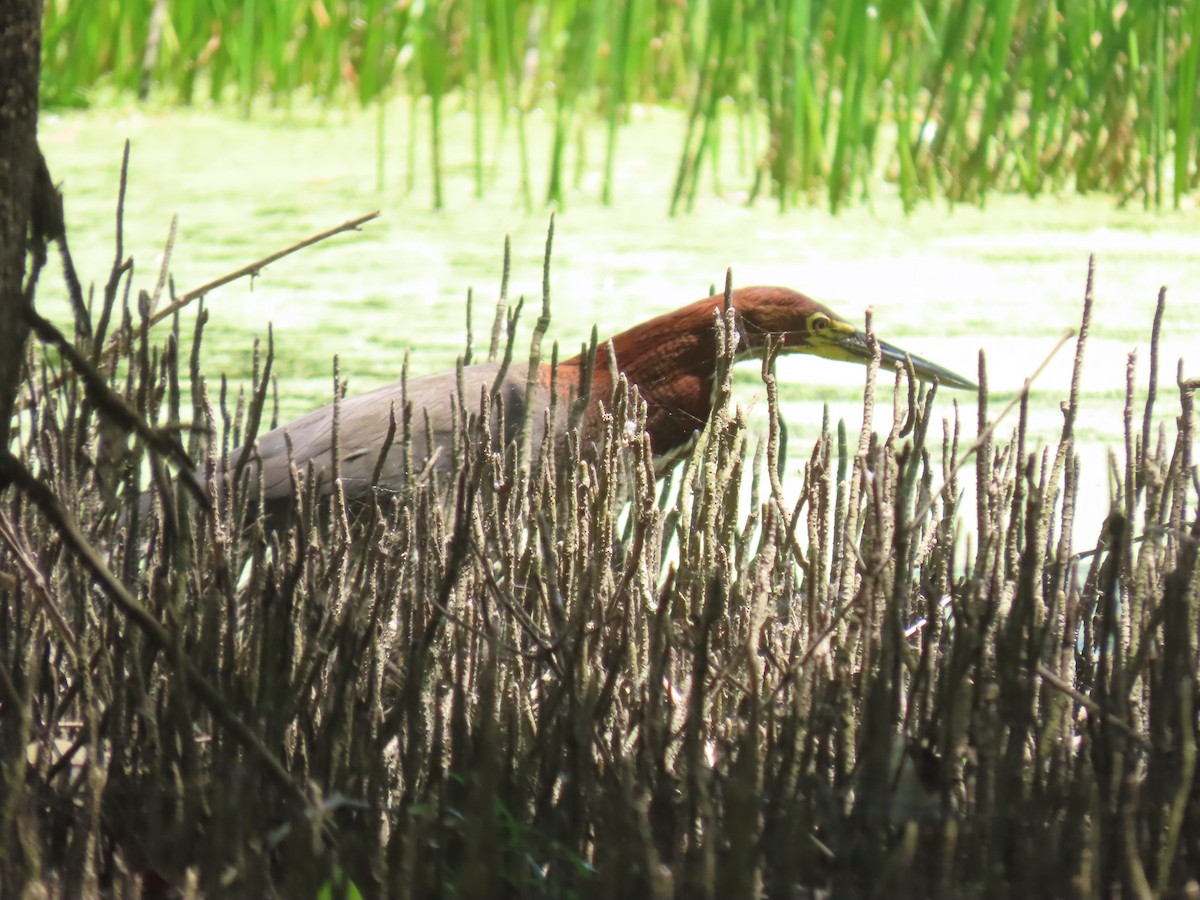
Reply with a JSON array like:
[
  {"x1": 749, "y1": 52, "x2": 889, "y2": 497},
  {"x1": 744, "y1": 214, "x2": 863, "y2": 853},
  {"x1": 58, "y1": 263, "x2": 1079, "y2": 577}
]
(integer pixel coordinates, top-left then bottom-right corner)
[{"x1": 2, "y1": 187, "x2": 1198, "y2": 898}]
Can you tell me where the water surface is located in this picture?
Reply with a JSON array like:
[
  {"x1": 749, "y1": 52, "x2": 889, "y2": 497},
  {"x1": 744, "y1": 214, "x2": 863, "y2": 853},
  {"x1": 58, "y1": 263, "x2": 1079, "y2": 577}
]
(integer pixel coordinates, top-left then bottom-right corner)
[{"x1": 37, "y1": 101, "x2": 1200, "y2": 536}]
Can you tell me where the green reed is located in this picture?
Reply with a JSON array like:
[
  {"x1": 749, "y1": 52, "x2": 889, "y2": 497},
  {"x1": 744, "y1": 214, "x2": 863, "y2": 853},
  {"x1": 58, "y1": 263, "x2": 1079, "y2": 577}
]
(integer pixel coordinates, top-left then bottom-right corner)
[{"x1": 40, "y1": 0, "x2": 1200, "y2": 211}]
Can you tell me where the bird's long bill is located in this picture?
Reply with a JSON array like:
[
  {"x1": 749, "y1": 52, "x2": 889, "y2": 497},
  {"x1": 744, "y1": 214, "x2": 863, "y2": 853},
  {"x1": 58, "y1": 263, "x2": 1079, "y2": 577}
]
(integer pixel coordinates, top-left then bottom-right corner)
[{"x1": 817, "y1": 329, "x2": 978, "y2": 391}]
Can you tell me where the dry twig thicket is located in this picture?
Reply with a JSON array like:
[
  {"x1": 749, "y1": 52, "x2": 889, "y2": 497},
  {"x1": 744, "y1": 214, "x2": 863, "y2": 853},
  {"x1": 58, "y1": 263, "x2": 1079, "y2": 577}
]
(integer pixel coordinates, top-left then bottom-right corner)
[{"x1": 1, "y1": 166, "x2": 1198, "y2": 898}]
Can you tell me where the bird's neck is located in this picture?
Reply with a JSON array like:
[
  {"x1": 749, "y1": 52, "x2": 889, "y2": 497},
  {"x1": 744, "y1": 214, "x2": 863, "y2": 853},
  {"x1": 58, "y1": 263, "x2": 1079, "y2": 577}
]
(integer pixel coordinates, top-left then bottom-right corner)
[{"x1": 556, "y1": 296, "x2": 728, "y2": 456}]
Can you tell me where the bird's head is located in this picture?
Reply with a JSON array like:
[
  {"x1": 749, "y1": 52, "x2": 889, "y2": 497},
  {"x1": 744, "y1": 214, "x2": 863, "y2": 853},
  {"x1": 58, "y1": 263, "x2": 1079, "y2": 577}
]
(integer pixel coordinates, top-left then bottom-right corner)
[{"x1": 732, "y1": 286, "x2": 977, "y2": 391}]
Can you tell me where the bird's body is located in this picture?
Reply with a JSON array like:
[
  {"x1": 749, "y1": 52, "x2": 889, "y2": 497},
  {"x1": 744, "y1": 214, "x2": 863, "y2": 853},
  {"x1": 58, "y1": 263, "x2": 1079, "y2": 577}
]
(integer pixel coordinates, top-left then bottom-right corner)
[
  {"x1": 248, "y1": 362, "x2": 556, "y2": 506},
  {"x1": 207, "y1": 286, "x2": 974, "y2": 519}
]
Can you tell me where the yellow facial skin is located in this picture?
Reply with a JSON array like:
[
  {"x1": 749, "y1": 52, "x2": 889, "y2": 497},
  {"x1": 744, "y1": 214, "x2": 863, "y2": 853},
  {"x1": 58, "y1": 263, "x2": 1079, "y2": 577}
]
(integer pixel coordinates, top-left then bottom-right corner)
[{"x1": 804, "y1": 312, "x2": 977, "y2": 391}]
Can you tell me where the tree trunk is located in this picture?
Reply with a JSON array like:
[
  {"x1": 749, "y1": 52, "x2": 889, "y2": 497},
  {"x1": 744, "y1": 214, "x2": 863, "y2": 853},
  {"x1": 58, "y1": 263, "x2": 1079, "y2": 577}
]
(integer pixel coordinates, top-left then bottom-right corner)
[{"x1": 0, "y1": 0, "x2": 43, "y2": 452}]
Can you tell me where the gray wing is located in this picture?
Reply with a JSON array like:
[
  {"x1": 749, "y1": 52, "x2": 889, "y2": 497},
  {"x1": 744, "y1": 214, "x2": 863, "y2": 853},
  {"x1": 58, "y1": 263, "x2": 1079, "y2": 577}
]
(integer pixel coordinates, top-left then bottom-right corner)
[{"x1": 241, "y1": 362, "x2": 552, "y2": 504}]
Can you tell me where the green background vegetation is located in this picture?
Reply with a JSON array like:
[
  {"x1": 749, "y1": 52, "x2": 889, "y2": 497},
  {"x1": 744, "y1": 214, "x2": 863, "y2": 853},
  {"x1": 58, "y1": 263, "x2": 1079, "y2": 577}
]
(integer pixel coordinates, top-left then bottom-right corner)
[{"x1": 41, "y1": 0, "x2": 1200, "y2": 211}]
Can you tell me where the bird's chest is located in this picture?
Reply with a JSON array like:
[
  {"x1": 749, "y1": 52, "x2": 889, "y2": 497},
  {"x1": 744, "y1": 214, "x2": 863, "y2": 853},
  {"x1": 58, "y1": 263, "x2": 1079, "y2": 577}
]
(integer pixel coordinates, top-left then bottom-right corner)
[{"x1": 639, "y1": 371, "x2": 714, "y2": 458}]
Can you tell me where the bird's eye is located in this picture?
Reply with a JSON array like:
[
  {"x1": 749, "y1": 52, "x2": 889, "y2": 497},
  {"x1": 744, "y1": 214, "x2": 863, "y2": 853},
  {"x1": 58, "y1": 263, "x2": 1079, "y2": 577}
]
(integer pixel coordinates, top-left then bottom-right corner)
[{"x1": 809, "y1": 313, "x2": 830, "y2": 333}]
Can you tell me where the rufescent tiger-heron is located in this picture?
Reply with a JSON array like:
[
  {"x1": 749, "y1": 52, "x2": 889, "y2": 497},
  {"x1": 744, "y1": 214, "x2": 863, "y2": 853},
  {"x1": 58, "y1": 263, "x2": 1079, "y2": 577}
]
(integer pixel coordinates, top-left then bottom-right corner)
[{"x1": 189, "y1": 286, "x2": 976, "y2": 522}]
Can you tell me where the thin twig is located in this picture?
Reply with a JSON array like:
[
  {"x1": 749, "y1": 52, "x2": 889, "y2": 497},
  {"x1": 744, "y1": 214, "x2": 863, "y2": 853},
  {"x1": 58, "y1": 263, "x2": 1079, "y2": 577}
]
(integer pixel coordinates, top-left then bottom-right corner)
[
  {"x1": 23, "y1": 305, "x2": 208, "y2": 498},
  {"x1": 1034, "y1": 663, "x2": 1148, "y2": 749},
  {"x1": 0, "y1": 451, "x2": 306, "y2": 805},
  {"x1": 908, "y1": 328, "x2": 1076, "y2": 529},
  {"x1": 16, "y1": 211, "x2": 381, "y2": 413}
]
